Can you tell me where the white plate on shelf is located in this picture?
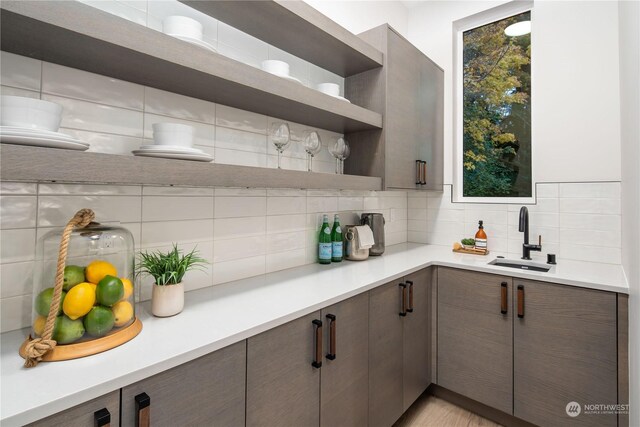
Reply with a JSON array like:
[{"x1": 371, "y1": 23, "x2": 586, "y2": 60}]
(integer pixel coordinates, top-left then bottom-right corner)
[
  {"x1": 138, "y1": 144, "x2": 204, "y2": 154},
  {"x1": 264, "y1": 71, "x2": 304, "y2": 85},
  {"x1": 0, "y1": 127, "x2": 89, "y2": 150},
  {"x1": 332, "y1": 95, "x2": 351, "y2": 103},
  {"x1": 165, "y1": 33, "x2": 217, "y2": 53},
  {"x1": 132, "y1": 150, "x2": 213, "y2": 162}
]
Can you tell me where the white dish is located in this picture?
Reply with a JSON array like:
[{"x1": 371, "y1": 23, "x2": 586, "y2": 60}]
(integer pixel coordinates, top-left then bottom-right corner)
[
  {"x1": 1, "y1": 96, "x2": 63, "y2": 132},
  {"x1": 267, "y1": 72, "x2": 303, "y2": 85},
  {"x1": 261, "y1": 60, "x2": 289, "y2": 75},
  {"x1": 0, "y1": 133, "x2": 89, "y2": 151},
  {"x1": 317, "y1": 83, "x2": 340, "y2": 97},
  {"x1": 137, "y1": 144, "x2": 204, "y2": 154},
  {"x1": 163, "y1": 16, "x2": 203, "y2": 40},
  {"x1": 0, "y1": 126, "x2": 87, "y2": 144},
  {"x1": 166, "y1": 33, "x2": 217, "y2": 53},
  {"x1": 152, "y1": 122, "x2": 195, "y2": 147},
  {"x1": 331, "y1": 94, "x2": 351, "y2": 103},
  {"x1": 132, "y1": 150, "x2": 213, "y2": 162}
]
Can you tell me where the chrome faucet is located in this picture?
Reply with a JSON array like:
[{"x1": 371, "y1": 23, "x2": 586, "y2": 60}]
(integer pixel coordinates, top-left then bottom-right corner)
[{"x1": 518, "y1": 206, "x2": 542, "y2": 260}]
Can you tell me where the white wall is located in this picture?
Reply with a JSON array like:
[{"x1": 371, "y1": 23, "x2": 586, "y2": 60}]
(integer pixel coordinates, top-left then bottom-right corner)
[
  {"x1": 407, "y1": 0, "x2": 622, "y2": 185},
  {"x1": 619, "y1": 0, "x2": 640, "y2": 423},
  {"x1": 304, "y1": 0, "x2": 409, "y2": 37}
]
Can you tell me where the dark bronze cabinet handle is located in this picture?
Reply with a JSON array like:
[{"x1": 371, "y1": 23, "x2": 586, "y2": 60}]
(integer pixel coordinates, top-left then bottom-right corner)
[
  {"x1": 517, "y1": 285, "x2": 525, "y2": 318},
  {"x1": 406, "y1": 280, "x2": 414, "y2": 313},
  {"x1": 312, "y1": 319, "x2": 323, "y2": 368},
  {"x1": 135, "y1": 392, "x2": 150, "y2": 427},
  {"x1": 501, "y1": 282, "x2": 508, "y2": 315},
  {"x1": 94, "y1": 408, "x2": 110, "y2": 427},
  {"x1": 415, "y1": 160, "x2": 421, "y2": 185},
  {"x1": 399, "y1": 283, "x2": 407, "y2": 316},
  {"x1": 326, "y1": 314, "x2": 336, "y2": 360}
]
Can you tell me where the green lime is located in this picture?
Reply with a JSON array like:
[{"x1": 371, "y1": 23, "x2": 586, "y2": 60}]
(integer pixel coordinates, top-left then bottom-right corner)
[
  {"x1": 96, "y1": 275, "x2": 124, "y2": 307},
  {"x1": 52, "y1": 315, "x2": 85, "y2": 344},
  {"x1": 83, "y1": 306, "x2": 115, "y2": 337},
  {"x1": 63, "y1": 265, "x2": 86, "y2": 291},
  {"x1": 35, "y1": 288, "x2": 66, "y2": 317}
]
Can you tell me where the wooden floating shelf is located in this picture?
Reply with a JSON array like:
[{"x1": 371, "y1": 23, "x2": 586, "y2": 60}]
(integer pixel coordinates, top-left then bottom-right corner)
[
  {"x1": 0, "y1": 1, "x2": 383, "y2": 133},
  {"x1": 181, "y1": 0, "x2": 384, "y2": 77},
  {"x1": 0, "y1": 145, "x2": 383, "y2": 191}
]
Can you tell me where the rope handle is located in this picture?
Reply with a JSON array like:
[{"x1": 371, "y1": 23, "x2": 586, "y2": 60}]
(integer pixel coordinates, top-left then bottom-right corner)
[{"x1": 23, "y1": 209, "x2": 95, "y2": 368}]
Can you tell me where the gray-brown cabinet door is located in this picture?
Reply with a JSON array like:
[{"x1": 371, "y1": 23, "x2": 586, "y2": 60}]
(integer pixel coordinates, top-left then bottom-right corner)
[
  {"x1": 121, "y1": 341, "x2": 246, "y2": 427},
  {"x1": 369, "y1": 280, "x2": 404, "y2": 427},
  {"x1": 402, "y1": 267, "x2": 432, "y2": 411},
  {"x1": 247, "y1": 311, "x2": 321, "y2": 427},
  {"x1": 27, "y1": 391, "x2": 120, "y2": 427},
  {"x1": 513, "y1": 280, "x2": 617, "y2": 427},
  {"x1": 320, "y1": 292, "x2": 369, "y2": 427},
  {"x1": 437, "y1": 267, "x2": 513, "y2": 414}
]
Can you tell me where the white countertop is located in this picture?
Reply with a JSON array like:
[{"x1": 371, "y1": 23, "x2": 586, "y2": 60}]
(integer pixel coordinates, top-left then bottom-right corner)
[{"x1": 0, "y1": 243, "x2": 628, "y2": 426}]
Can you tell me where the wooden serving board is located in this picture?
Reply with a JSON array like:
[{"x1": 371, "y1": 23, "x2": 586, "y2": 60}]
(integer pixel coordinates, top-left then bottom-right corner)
[{"x1": 452, "y1": 247, "x2": 490, "y2": 256}]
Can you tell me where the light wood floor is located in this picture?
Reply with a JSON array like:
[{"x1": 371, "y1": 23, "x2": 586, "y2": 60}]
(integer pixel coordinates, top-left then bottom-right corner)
[{"x1": 395, "y1": 394, "x2": 502, "y2": 427}]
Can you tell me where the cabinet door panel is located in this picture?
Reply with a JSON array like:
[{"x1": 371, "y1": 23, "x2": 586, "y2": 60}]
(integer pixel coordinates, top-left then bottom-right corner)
[
  {"x1": 27, "y1": 391, "x2": 120, "y2": 427},
  {"x1": 121, "y1": 341, "x2": 246, "y2": 427},
  {"x1": 513, "y1": 280, "x2": 617, "y2": 427},
  {"x1": 321, "y1": 292, "x2": 369, "y2": 427},
  {"x1": 247, "y1": 311, "x2": 321, "y2": 427},
  {"x1": 402, "y1": 267, "x2": 432, "y2": 411},
  {"x1": 369, "y1": 281, "x2": 404, "y2": 427},
  {"x1": 437, "y1": 268, "x2": 513, "y2": 414}
]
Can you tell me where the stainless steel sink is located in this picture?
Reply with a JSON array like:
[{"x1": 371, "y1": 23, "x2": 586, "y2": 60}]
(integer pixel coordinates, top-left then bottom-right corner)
[{"x1": 488, "y1": 258, "x2": 552, "y2": 273}]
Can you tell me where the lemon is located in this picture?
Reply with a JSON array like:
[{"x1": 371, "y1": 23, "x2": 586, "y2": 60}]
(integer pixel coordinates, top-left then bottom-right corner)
[
  {"x1": 112, "y1": 300, "x2": 134, "y2": 327},
  {"x1": 33, "y1": 315, "x2": 46, "y2": 336},
  {"x1": 120, "y1": 278, "x2": 134, "y2": 301},
  {"x1": 63, "y1": 282, "x2": 96, "y2": 320},
  {"x1": 85, "y1": 260, "x2": 117, "y2": 284}
]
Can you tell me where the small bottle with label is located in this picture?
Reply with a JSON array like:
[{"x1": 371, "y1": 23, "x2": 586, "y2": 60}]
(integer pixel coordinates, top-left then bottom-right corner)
[
  {"x1": 475, "y1": 220, "x2": 487, "y2": 251},
  {"x1": 318, "y1": 214, "x2": 332, "y2": 264},
  {"x1": 330, "y1": 214, "x2": 343, "y2": 262}
]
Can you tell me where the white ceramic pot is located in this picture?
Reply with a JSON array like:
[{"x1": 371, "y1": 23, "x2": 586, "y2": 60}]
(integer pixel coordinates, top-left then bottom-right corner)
[
  {"x1": 152, "y1": 122, "x2": 195, "y2": 148},
  {"x1": 151, "y1": 282, "x2": 184, "y2": 317},
  {"x1": 1, "y1": 96, "x2": 63, "y2": 132},
  {"x1": 162, "y1": 15, "x2": 204, "y2": 40},
  {"x1": 261, "y1": 60, "x2": 290, "y2": 76},
  {"x1": 317, "y1": 83, "x2": 340, "y2": 97}
]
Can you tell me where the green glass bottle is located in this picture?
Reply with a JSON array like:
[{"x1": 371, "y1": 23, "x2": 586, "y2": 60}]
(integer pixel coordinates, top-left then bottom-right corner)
[
  {"x1": 331, "y1": 214, "x2": 343, "y2": 262},
  {"x1": 318, "y1": 214, "x2": 332, "y2": 264}
]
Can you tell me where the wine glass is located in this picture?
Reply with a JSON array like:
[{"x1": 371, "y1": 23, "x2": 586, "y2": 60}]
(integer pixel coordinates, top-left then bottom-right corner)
[
  {"x1": 303, "y1": 130, "x2": 322, "y2": 172},
  {"x1": 329, "y1": 136, "x2": 348, "y2": 174},
  {"x1": 270, "y1": 122, "x2": 291, "y2": 169},
  {"x1": 341, "y1": 140, "x2": 350, "y2": 174}
]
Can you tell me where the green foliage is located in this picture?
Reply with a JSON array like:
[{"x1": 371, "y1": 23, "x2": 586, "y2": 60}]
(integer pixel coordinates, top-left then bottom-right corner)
[
  {"x1": 461, "y1": 238, "x2": 476, "y2": 246},
  {"x1": 136, "y1": 244, "x2": 207, "y2": 286},
  {"x1": 463, "y1": 12, "x2": 532, "y2": 197}
]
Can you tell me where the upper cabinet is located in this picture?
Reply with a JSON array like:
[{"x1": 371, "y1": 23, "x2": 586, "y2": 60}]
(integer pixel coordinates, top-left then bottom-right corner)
[{"x1": 345, "y1": 25, "x2": 444, "y2": 191}]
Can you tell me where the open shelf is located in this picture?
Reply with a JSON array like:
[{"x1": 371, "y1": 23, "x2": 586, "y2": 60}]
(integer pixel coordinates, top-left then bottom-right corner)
[
  {"x1": 181, "y1": 0, "x2": 384, "y2": 77},
  {"x1": 0, "y1": 1, "x2": 382, "y2": 133},
  {"x1": 0, "y1": 145, "x2": 383, "y2": 191}
]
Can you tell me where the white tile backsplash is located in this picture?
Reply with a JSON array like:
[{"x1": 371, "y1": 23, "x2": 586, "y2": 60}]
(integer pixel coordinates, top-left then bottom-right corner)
[{"x1": 0, "y1": 51, "x2": 41, "y2": 91}]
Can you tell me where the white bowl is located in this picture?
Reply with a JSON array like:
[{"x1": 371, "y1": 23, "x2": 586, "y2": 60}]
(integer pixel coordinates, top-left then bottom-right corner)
[
  {"x1": 317, "y1": 83, "x2": 340, "y2": 97},
  {"x1": 1, "y1": 96, "x2": 63, "y2": 132},
  {"x1": 261, "y1": 60, "x2": 290, "y2": 76},
  {"x1": 152, "y1": 123, "x2": 195, "y2": 148},
  {"x1": 162, "y1": 16, "x2": 203, "y2": 41}
]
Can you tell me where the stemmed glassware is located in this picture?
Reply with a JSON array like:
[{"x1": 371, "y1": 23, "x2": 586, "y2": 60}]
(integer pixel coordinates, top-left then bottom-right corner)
[
  {"x1": 329, "y1": 136, "x2": 350, "y2": 174},
  {"x1": 270, "y1": 122, "x2": 291, "y2": 169},
  {"x1": 303, "y1": 130, "x2": 322, "y2": 172}
]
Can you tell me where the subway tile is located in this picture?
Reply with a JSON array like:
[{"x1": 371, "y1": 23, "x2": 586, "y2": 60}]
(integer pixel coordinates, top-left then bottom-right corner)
[
  {"x1": 216, "y1": 104, "x2": 267, "y2": 134},
  {"x1": 0, "y1": 51, "x2": 41, "y2": 91},
  {"x1": 215, "y1": 126, "x2": 268, "y2": 153},
  {"x1": 464, "y1": 209, "x2": 508, "y2": 225},
  {"x1": 390, "y1": 208, "x2": 408, "y2": 222},
  {"x1": 142, "y1": 196, "x2": 213, "y2": 222},
  {"x1": 426, "y1": 220, "x2": 464, "y2": 234},
  {"x1": 267, "y1": 189, "x2": 306, "y2": 197},
  {"x1": 408, "y1": 196, "x2": 428, "y2": 210},
  {"x1": 266, "y1": 248, "x2": 306, "y2": 273},
  {"x1": 268, "y1": 46, "x2": 311, "y2": 84},
  {"x1": 559, "y1": 228, "x2": 621, "y2": 248},
  {"x1": 508, "y1": 225, "x2": 560, "y2": 243},
  {"x1": 144, "y1": 87, "x2": 215, "y2": 124},
  {"x1": 338, "y1": 196, "x2": 363, "y2": 212},
  {"x1": 216, "y1": 42, "x2": 263, "y2": 69},
  {"x1": 535, "y1": 183, "x2": 559, "y2": 198},
  {"x1": 559, "y1": 243, "x2": 621, "y2": 264},
  {"x1": 1, "y1": 182, "x2": 37, "y2": 195},
  {"x1": 79, "y1": 0, "x2": 147, "y2": 25},
  {"x1": 464, "y1": 222, "x2": 509, "y2": 239},
  {"x1": 0, "y1": 294, "x2": 31, "y2": 333},
  {"x1": 0, "y1": 85, "x2": 40, "y2": 99},
  {"x1": 408, "y1": 209, "x2": 428, "y2": 221},
  {"x1": 508, "y1": 211, "x2": 559, "y2": 228},
  {"x1": 42, "y1": 62, "x2": 144, "y2": 110},
  {"x1": 408, "y1": 220, "x2": 428, "y2": 232},
  {"x1": 408, "y1": 230, "x2": 428, "y2": 244},
  {"x1": 266, "y1": 154, "x2": 307, "y2": 171},
  {"x1": 0, "y1": 261, "x2": 34, "y2": 298},
  {"x1": 307, "y1": 189, "x2": 340, "y2": 197},
  {"x1": 0, "y1": 229, "x2": 36, "y2": 263},
  {"x1": 58, "y1": 128, "x2": 144, "y2": 155},
  {"x1": 214, "y1": 216, "x2": 266, "y2": 240},
  {"x1": 266, "y1": 230, "x2": 306, "y2": 253},
  {"x1": 218, "y1": 22, "x2": 268, "y2": 62},
  {"x1": 215, "y1": 188, "x2": 266, "y2": 197},
  {"x1": 141, "y1": 219, "x2": 213, "y2": 247},
  {"x1": 0, "y1": 196, "x2": 37, "y2": 229},
  {"x1": 507, "y1": 198, "x2": 559, "y2": 213},
  {"x1": 143, "y1": 186, "x2": 214, "y2": 197},
  {"x1": 42, "y1": 94, "x2": 144, "y2": 137},
  {"x1": 144, "y1": 113, "x2": 214, "y2": 147},
  {"x1": 39, "y1": 183, "x2": 141, "y2": 196},
  {"x1": 37, "y1": 195, "x2": 141, "y2": 227},
  {"x1": 559, "y1": 213, "x2": 621, "y2": 232},
  {"x1": 214, "y1": 148, "x2": 267, "y2": 168},
  {"x1": 559, "y1": 182, "x2": 621, "y2": 198},
  {"x1": 386, "y1": 231, "x2": 407, "y2": 246},
  {"x1": 559, "y1": 198, "x2": 621, "y2": 214},
  {"x1": 215, "y1": 196, "x2": 266, "y2": 218},
  {"x1": 267, "y1": 196, "x2": 306, "y2": 215},
  {"x1": 213, "y1": 255, "x2": 265, "y2": 285},
  {"x1": 427, "y1": 208, "x2": 463, "y2": 223},
  {"x1": 267, "y1": 214, "x2": 306, "y2": 234}
]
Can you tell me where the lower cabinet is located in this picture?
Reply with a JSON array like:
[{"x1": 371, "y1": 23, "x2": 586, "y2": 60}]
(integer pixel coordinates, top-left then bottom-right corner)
[
  {"x1": 369, "y1": 268, "x2": 432, "y2": 427},
  {"x1": 121, "y1": 340, "x2": 246, "y2": 427},
  {"x1": 26, "y1": 391, "x2": 120, "y2": 427},
  {"x1": 513, "y1": 279, "x2": 618, "y2": 427}
]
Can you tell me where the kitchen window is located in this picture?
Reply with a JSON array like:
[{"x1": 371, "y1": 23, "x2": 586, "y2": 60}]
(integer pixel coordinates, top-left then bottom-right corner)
[{"x1": 453, "y1": 3, "x2": 533, "y2": 202}]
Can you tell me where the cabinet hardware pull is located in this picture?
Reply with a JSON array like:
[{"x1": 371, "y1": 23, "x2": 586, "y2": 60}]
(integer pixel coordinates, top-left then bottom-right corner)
[
  {"x1": 312, "y1": 319, "x2": 323, "y2": 368},
  {"x1": 415, "y1": 160, "x2": 421, "y2": 185},
  {"x1": 406, "y1": 280, "x2": 414, "y2": 313},
  {"x1": 517, "y1": 285, "x2": 525, "y2": 318},
  {"x1": 399, "y1": 283, "x2": 408, "y2": 316},
  {"x1": 501, "y1": 282, "x2": 508, "y2": 315},
  {"x1": 135, "y1": 392, "x2": 150, "y2": 427},
  {"x1": 326, "y1": 314, "x2": 336, "y2": 360},
  {"x1": 94, "y1": 408, "x2": 111, "y2": 427},
  {"x1": 421, "y1": 161, "x2": 427, "y2": 185}
]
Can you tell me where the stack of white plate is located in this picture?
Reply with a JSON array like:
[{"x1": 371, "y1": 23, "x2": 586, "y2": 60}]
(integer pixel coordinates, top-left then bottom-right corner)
[
  {"x1": 261, "y1": 60, "x2": 304, "y2": 85},
  {"x1": 0, "y1": 96, "x2": 89, "y2": 151},
  {"x1": 316, "y1": 83, "x2": 350, "y2": 103},
  {"x1": 133, "y1": 123, "x2": 213, "y2": 162},
  {"x1": 162, "y1": 16, "x2": 217, "y2": 53}
]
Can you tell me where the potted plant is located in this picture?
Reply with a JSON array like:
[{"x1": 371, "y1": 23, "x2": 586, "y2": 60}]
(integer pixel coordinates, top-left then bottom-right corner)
[{"x1": 136, "y1": 244, "x2": 207, "y2": 317}]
